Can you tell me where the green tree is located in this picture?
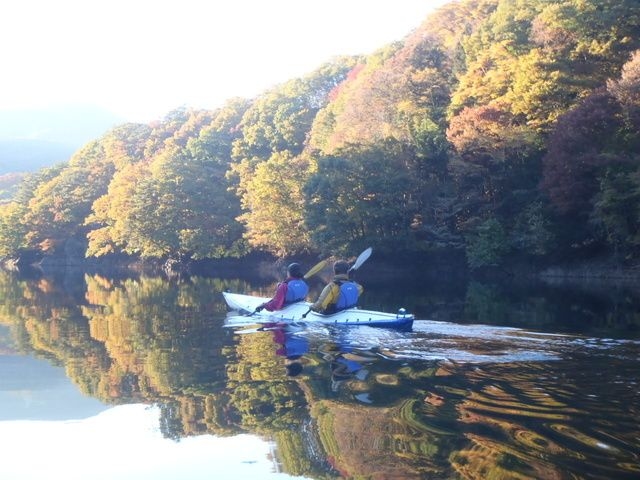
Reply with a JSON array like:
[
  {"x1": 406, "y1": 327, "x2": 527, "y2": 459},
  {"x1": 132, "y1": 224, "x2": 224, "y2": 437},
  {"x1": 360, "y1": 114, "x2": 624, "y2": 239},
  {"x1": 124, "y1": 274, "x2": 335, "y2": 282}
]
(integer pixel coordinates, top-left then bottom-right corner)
[
  {"x1": 87, "y1": 103, "x2": 249, "y2": 260},
  {"x1": 85, "y1": 161, "x2": 146, "y2": 257},
  {"x1": 305, "y1": 146, "x2": 419, "y2": 254},
  {"x1": 232, "y1": 58, "x2": 358, "y2": 162},
  {"x1": 23, "y1": 141, "x2": 115, "y2": 253},
  {"x1": 591, "y1": 167, "x2": 640, "y2": 258},
  {"x1": 608, "y1": 50, "x2": 640, "y2": 152},
  {"x1": 236, "y1": 151, "x2": 312, "y2": 256},
  {"x1": 0, "y1": 166, "x2": 64, "y2": 258},
  {"x1": 465, "y1": 217, "x2": 509, "y2": 269},
  {"x1": 451, "y1": 0, "x2": 640, "y2": 132},
  {"x1": 447, "y1": 103, "x2": 542, "y2": 229},
  {"x1": 230, "y1": 59, "x2": 358, "y2": 255},
  {"x1": 510, "y1": 201, "x2": 554, "y2": 257},
  {"x1": 0, "y1": 201, "x2": 28, "y2": 257}
]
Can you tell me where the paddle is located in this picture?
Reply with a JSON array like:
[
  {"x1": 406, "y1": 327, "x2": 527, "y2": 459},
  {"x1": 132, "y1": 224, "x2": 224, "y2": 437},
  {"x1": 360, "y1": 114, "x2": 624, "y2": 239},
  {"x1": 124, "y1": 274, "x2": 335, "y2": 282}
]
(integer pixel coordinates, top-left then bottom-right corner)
[
  {"x1": 349, "y1": 247, "x2": 372, "y2": 273},
  {"x1": 301, "y1": 247, "x2": 372, "y2": 319},
  {"x1": 248, "y1": 258, "x2": 328, "y2": 316},
  {"x1": 303, "y1": 259, "x2": 328, "y2": 279}
]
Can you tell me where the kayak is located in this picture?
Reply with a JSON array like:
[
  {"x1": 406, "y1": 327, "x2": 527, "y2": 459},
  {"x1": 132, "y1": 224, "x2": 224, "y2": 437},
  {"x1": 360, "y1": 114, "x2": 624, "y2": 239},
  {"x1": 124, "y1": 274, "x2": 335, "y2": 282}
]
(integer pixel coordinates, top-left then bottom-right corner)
[
  {"x1": 223, "y1": 292, "x2": 414, "y2": 330},
  {"x1": 222, "y1": 292, "x2": 414, "y2": 330}
]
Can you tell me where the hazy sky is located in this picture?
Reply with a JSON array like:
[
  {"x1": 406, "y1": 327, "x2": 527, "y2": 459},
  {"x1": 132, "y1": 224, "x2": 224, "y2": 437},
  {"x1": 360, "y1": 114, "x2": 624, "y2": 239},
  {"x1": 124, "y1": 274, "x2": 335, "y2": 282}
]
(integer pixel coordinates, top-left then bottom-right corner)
[
  {"x1": 1, "y1": 404, "x2": 290, "y2": 479},
  {"x1": 2, "y1": 0, "x2": 451, "y2": 123}
]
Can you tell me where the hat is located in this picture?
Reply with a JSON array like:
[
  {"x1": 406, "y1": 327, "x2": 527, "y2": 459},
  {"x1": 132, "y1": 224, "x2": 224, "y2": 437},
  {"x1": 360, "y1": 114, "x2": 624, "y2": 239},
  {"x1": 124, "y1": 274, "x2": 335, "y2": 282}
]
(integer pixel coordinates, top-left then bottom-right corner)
[
  {"x1": 333, "y1": 260, "x2": 349, "y2": 274},
  {"x1": 287, "y1": 263, "x2": 303, "y2": 278}
]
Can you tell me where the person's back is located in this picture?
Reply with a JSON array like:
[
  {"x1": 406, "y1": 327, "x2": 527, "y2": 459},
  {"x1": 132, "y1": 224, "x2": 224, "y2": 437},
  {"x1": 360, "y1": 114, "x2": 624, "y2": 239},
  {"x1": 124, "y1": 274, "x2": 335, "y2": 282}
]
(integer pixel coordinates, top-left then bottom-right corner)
[
  {"x1": 284, "y1": 272, "x2": 308, "y2": 304},
  {"x1": 310, "y1": 260, "x2": 363, "y2": 315},
  {"x1": 257, "y1": 263, "x2": 309, "y2": 312},
  {"x1": 334, "y1": 280, "x2": 359, "y2": 310}
]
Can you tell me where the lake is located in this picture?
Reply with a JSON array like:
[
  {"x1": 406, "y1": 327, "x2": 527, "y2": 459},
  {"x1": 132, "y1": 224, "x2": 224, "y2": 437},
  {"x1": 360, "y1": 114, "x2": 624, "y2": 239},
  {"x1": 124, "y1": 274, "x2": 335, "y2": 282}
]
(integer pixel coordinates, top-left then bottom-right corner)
[{"x1": 0, "y1": 265, "x2": 638, "y2": 479}]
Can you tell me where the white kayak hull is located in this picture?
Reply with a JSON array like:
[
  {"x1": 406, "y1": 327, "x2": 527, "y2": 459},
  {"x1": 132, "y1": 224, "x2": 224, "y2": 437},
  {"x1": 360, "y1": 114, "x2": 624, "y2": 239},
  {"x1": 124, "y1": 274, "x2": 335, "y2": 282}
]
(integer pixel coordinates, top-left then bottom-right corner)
[{"x1": 222, "y1": 292, "x2": 414, "y2": 330}]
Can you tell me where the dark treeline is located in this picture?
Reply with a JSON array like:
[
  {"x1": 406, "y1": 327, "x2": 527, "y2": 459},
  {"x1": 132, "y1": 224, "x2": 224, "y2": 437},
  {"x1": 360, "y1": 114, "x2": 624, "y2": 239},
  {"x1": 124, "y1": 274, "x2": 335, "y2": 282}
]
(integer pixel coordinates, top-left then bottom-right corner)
[{"x1": 1, "y1": 0, "x2": 639, "y2": 274}]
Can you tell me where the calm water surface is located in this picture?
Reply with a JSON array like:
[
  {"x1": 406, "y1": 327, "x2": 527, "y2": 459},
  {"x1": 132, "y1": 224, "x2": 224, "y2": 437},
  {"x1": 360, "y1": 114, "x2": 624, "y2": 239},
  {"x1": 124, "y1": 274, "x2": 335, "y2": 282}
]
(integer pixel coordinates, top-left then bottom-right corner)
[{"x1": 0, "y1": 267, "x2": 638, "y2": 479}]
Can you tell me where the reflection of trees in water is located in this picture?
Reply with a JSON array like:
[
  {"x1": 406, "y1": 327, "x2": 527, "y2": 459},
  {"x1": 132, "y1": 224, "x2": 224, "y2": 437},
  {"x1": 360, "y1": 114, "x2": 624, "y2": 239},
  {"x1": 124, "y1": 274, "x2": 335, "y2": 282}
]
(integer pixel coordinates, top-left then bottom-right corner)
[
  {"x1": 427, "y1": 360, "x2": 640, "y2": 480},
  {"x1": 0, "y1": 272, "x2": 249, "y2": 405},
  {"x1": 461, "y1": 280, "x2": 640, "y2": 335},
  {"x1": 300, "y1": 351, "x2": 462, "y2": 478},
  {"x1": 227, "y1": 330, "x2": 308, "y2": 433},
  {"x1": 0, "y1": 272, "x2": 113, "y2": 398},
  {"x1": 1, "y1": 271, "x2": 639, "y2": 479},
  {"x1": 82, "y1": 275, "x2": 237, "y2": 402},
  {"x1": 358, "y1": 273, "x2": 640, "y2": 338},
  {"x1": 296, "y1": 346, "x2": 639, "y2": 479},
  {"x1": 159, "y1": 402, "x2": 184, "y2": 441}
]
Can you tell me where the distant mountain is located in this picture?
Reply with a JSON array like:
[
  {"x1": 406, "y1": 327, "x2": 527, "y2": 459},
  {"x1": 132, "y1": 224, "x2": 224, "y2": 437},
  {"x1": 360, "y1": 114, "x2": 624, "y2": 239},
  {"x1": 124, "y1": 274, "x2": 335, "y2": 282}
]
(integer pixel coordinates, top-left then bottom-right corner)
[
  {"x1": 0, "y1": 105, "x2": 124, "y2": 174},
  {"x1": 0, "y1": 351, "x2": 108, "y2": 420},
  {"x1": 0, "y1": 139, "x2": 73, "y2": 174}
]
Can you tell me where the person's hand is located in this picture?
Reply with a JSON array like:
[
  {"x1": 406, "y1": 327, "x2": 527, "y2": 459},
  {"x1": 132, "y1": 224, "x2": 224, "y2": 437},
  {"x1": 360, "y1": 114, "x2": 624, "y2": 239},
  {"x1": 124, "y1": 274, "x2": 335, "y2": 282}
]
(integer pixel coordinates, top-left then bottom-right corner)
[{"x1": 254, "y1": 304, "x2": 265, "y2": 312}]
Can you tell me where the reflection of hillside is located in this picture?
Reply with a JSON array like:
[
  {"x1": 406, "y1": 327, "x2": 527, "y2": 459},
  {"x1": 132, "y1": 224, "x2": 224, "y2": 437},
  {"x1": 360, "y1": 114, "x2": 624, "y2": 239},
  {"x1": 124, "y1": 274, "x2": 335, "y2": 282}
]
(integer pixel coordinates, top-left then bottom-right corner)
[
  {"x1": 286, "y1": 356, "x2": 460, "y2": 479},
  {"x1": 226, "y1": 330, "x2": 464, "y2": 478},
  {"x1": 2, "y1": 271, "x2": 637, "y2": 479},
  {"x1": 0, "y1": 354, "x2": 108, "y2": 420},
  {"x1": 0, "y1": 271, "x2": 310, "y2": 441},
  {"x1": 444, "y1": 361, "x2": 640, "y2": 479},
  {"x1": 82, "y1": 275, "x2": 243, "y2": 402},
  {"x1": 310, "y1": 400, "x2": 452, "y2": 479},
  {"x1": 461, "y1": 280, "x2": 640, "y2": 336},
  {"x1": 0, "y1": 272, "x2": 250, "y2": 406},
  {"x1": 0, "y1": 273, "x2": 112, "y2": 399},
  {"x1": 0, "y1": 271, "x2": 494, "y2": 478}
]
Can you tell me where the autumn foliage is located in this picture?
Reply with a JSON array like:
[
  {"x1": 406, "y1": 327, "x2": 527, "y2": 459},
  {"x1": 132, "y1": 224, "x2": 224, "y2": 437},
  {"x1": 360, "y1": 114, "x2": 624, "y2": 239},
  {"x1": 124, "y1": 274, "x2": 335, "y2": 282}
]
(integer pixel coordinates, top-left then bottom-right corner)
[{"x1": 1, "y1": 0, "x2": 639, "y2": 270}]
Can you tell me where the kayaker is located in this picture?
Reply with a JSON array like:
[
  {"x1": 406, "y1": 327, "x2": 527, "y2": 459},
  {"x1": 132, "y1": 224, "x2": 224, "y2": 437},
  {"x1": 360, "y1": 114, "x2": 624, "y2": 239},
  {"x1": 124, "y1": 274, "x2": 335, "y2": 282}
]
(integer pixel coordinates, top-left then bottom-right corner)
[
  {"x1": 310, "y1": 260, "x2": 363, "y2": 315},
  {"x1": 273, "y1": 327, "x2": 308, "y2": 377},
  {"x1": 255, "y1": 263, "x2": 309, "y2": 312}
]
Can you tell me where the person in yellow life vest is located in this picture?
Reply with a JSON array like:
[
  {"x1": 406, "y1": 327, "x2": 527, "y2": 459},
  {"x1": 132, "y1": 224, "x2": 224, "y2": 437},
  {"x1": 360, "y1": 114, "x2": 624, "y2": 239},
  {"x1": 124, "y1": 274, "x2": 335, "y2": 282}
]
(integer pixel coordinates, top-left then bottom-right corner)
[{"x1": 310, "y1": 260, "x2": 363, "y2": 315}]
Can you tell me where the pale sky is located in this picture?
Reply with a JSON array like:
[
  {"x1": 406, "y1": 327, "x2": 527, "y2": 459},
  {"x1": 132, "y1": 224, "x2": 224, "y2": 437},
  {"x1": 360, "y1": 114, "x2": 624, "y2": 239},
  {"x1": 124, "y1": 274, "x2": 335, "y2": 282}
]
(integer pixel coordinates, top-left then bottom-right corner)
[
  {"x1": 1, "y1": 0, "x2": 451, "y2": 123},
  {"x1": 0, "y1": 404, "x2": 299, "y2": 479}
]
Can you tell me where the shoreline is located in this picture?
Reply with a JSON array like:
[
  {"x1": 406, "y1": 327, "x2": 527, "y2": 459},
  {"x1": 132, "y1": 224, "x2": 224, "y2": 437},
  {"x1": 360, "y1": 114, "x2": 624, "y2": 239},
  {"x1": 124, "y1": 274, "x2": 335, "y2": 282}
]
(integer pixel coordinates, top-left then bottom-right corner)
[{"x1": 3, "y1": 252, "x2": 640, "y2": 284}]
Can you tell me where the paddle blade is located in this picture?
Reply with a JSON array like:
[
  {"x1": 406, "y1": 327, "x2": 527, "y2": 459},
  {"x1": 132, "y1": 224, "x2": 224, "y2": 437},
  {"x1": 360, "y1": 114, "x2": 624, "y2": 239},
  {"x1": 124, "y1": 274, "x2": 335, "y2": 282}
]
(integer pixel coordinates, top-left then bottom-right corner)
[
  {"x1": 303, "y1": 259, "x2": 328, "y2": 279},
  {"x1": 350, "y1": 247, "x2": 372, "y2": 271}
]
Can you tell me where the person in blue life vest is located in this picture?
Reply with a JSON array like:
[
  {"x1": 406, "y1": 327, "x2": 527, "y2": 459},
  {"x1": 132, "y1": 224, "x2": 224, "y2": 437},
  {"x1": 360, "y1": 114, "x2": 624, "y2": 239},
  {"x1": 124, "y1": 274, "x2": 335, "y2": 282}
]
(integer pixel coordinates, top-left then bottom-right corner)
[
  {"x1": 273, "y1": 327, "x2": 309, "y2": 377},
  {"x1": 310, "y1": 260, "x2": 363, "y2": 315},
  {"x1": 255, "y1": 262, "x2": 309, "y2": 312}
]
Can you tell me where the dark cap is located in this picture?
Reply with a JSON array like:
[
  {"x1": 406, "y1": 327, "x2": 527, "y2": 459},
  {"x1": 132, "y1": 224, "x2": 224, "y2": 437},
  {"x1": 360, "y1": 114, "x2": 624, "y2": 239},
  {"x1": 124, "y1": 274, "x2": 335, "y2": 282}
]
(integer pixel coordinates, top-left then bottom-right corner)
[
  {"x1": 333, "y1": 260, "x2": 350, "y2": 274},
  {"x1": 287, "y1": 263, "x2": 303, "y2": 278},
  {"x1": 286, "y1": 362, "x2": 303, "y2": 377}
]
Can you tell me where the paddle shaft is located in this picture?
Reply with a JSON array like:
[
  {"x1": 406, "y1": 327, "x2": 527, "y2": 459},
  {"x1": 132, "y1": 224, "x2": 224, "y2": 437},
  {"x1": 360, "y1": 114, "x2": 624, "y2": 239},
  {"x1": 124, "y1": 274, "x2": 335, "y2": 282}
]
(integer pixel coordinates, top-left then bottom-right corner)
[{"x1": 304, "y1": 259, "x2": 328, "y2": 279}]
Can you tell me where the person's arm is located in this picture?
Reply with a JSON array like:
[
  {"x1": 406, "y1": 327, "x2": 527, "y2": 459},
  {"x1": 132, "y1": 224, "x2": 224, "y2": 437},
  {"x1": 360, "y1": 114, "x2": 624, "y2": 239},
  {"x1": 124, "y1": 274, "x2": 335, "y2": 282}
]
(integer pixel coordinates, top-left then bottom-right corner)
[
  {"x1": 263, "y1": 283, "x2": 287, "y2": 311},
  {"x1": 311, "y1": 283, "x2": 338, "y2": 312}
]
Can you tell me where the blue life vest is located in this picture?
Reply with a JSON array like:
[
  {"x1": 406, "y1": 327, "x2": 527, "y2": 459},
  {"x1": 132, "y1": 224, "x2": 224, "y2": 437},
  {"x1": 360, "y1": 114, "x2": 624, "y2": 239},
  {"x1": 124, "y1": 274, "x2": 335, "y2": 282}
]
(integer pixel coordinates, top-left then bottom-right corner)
[
  {"x1": 284, "y1": 335, "x2": 308, "y2": 359},
  {"x1": 335, "y1": 281, "x2": 359, "y2": 310},
  {"x1": 285, "y1": 279, "x2": 309, "y2": 303}
]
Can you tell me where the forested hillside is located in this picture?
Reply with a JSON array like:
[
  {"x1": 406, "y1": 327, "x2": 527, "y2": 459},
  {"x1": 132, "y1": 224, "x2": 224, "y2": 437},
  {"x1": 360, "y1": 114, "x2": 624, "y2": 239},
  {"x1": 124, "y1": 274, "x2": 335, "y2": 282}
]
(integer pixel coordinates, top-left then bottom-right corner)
[{"x1": 1, "y1": 0, "x2": 639, "y2": 273}]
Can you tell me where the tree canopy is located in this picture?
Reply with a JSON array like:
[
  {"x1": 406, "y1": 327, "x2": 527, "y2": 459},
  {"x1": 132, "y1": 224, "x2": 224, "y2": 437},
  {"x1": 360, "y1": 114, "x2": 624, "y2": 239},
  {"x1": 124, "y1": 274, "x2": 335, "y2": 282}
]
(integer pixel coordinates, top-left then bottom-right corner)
[{"x1": 1, "y1": 0, "x2": 639, "y2": 270}]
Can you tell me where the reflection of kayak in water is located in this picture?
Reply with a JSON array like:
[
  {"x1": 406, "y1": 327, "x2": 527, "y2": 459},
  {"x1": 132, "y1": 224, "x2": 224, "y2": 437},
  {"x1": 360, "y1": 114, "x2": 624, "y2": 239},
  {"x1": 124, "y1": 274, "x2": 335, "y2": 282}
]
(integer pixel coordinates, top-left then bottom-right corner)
[
  {"x1": 319, "y1": 343, "x2": 378, "y2": 394},
  {"x1": 222, "y1": 292, "x2": 414, "y2": 330}
]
